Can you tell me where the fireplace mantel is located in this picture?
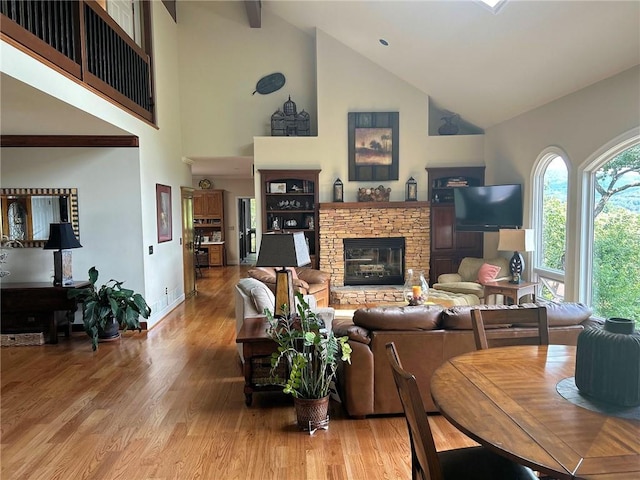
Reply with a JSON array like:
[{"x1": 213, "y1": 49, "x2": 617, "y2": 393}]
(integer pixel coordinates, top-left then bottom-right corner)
[{"x1": 320, "y1": 201, "x2": 430, "y2": 210}]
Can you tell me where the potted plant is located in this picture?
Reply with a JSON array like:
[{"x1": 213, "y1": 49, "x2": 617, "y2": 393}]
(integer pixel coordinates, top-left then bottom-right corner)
[
  {"x1": 265, "y1": 293, "x2": 351, "y2": 430},
  {"x1": 68, "y1": 266, "x2": 151, "y2": 351}
]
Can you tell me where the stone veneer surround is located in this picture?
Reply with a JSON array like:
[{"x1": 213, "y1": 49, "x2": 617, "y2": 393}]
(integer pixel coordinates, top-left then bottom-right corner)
[{"x1": 319, "y1": 202, "x2": 430, "y2": 305}]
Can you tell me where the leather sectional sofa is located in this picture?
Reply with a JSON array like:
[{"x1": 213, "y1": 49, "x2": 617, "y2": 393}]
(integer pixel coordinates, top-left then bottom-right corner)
[{"x1": 332, "y1": 301, "x2": 596, "y2": 418}]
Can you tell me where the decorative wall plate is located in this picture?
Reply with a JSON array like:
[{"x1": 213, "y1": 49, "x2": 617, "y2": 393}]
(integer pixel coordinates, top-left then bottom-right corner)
[{"x1": 199, "y1": 178, "x2": 212, "y2": 189}]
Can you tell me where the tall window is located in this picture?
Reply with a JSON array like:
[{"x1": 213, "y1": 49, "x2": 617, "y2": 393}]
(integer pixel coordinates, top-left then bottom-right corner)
[
  {"x1": 586, "y1": 142, "x2": 640, "y2": 324},
  {"x1": 533, "y1": 151, "x2": 568, "y2": 301}
]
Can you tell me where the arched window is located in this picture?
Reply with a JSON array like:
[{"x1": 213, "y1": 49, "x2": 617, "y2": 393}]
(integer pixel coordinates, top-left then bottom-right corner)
[
  {"x1": 580, "y1": 132, "x2": 640, "y2": 323},
  {"x1": 532, "y1": 149, "x2": 569, "y2": 301}
]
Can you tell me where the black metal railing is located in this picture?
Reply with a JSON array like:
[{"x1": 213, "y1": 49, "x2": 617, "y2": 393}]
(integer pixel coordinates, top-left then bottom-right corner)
[{"x1": 1, "y1": 0, "x2": 154, "y2": 122}]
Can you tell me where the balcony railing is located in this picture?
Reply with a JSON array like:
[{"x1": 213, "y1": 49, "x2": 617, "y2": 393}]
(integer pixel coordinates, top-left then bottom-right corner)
[{"x1": 1, "y1": 0, "x2": 154, "y2": 122}]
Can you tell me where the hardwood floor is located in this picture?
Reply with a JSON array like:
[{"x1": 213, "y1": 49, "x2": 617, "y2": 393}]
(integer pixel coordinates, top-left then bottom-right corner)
[{"x1": 1, "y1": 265, "x2": 476, "y2": 480}]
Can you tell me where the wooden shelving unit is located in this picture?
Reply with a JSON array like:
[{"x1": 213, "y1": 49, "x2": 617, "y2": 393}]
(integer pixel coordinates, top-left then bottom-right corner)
[
  {"x1": 193, "y1": 189, "x2": 225, "y2": 266},
  {"x1": 426, "y1": 166, "x2": 485, "y2": 285},
  {"x1": 259, "y1": 169, "x2": 320, "y2": 268}
]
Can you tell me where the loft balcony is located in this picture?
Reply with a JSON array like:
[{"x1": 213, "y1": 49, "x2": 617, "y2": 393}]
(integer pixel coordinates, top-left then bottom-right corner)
[{"x1": 1, "y1": 0, "x2": 155, "y2": 123}]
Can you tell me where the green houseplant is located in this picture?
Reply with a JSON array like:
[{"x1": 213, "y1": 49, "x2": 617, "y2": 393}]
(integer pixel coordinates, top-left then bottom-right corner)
[
  {"x1": 265, "y1": 293, "x2": 351, "y2": 429},
  {"x1": 68, "y1": 266, "x2": 151, "y2": 350}
]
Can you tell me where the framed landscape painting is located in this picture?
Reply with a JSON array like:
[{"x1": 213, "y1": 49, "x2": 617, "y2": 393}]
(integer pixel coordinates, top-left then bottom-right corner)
[{"x1": 348, "y1": 112, "x2": 399, "y2": 181}]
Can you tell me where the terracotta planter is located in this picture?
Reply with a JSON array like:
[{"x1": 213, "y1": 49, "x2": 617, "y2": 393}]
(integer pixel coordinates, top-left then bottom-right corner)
[{"x1": 294, "y1": 396, "x2": 329, "y2": 431}]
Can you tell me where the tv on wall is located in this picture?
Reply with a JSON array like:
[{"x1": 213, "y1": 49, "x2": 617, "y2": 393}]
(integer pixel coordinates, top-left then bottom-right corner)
[{"x1": 453, "y1": 184, "x2": 523, "y2": 232}]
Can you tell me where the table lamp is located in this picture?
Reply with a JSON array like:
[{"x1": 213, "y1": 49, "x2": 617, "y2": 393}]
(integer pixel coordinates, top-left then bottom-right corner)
[
  {"x1": 43, "y1": 223, "x2": 82, "y2": 286},
  {"x1": 255, "y1": 232, "x2": 311, "y2": 318},
  {"x1": 497, "y1": 228, "x2": 534, "y2": 284}
]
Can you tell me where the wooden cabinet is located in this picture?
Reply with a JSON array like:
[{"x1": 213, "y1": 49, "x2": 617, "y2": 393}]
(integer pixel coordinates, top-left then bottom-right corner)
[
  {"x1": 259, "y1": 169, "x2": 320, "y2": 268},
  {"x1": 426, "y1": 167, "x2": 485, "y2": 285},
  {"x1": 194, "y1": 189, "x2": 225, "y2": 266},
  {"x1": 194, "y1": 189, "x2": 223, "y2": 218}
]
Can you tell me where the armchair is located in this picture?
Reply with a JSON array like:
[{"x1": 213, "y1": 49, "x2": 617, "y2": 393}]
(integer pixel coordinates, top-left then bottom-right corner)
[
  {"x1": 433, "y1": 257, "x2": 510, "y2": 302},
  {"x1": 247, "y1": 266, "x2": 330, "y2": 307}
]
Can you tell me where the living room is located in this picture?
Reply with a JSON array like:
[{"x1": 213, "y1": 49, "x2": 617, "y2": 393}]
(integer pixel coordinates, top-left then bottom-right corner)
[{"x1": 1, "y1": 1, "x2": 639, "y2": 477}]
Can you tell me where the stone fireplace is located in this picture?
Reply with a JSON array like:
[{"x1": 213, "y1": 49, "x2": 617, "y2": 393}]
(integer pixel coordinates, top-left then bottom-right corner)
[{"x1": 319, "y1": 201, "x2": 430, "y2": 304}]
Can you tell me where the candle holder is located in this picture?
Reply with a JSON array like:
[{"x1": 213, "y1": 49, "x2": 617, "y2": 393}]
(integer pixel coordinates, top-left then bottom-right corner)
[{"x1": 403, "y1": 269, "x2": 428, "y2": 306}]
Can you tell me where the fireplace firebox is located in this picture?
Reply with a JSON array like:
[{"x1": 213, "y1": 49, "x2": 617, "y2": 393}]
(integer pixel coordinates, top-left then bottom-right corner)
[{"x1": 344, "y1": 238, "x2": 405, "y2": 286}]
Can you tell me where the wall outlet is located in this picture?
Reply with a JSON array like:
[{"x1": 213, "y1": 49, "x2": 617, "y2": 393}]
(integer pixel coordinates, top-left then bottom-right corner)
[{"x1": 165, "y1": 287, "x2": 168, "y2": 295}]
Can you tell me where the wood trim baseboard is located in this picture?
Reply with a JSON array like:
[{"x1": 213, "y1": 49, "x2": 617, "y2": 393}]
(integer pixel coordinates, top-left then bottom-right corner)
[{"x1": 1, "y1": 135, "x2": 139, "y2": 147}]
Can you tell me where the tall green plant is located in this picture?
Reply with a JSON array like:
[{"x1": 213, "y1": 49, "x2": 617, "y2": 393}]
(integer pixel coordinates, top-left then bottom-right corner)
[
  {"x1": 265, "y1": 294, "x2": 351, "y2": 399},
  {"x1": 68, "y1": 266, "x2": 151, "y2": 350}
]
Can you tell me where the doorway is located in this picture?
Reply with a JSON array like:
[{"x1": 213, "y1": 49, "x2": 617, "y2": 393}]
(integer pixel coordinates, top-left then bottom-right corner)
[{"x1": 238, "y1": 197, "x2": 256, "y2": 265}]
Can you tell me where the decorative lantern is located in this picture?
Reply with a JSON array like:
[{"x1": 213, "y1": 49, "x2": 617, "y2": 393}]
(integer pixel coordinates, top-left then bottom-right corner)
[
  {"x1": 406, "y1": 177, "x2": 417, "y2": 201},
  {"x1": 333, "y1": 178, "x2": 344, "y2": 202}
]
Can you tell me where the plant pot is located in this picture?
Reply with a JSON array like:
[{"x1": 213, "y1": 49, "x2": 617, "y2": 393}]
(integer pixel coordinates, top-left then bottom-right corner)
[
  {"x1": 294, "y1": 396, "x2": 329, "y2": 431},
  {"x1": 98, "y1": 317, "x2": 121, "y2": 342}
]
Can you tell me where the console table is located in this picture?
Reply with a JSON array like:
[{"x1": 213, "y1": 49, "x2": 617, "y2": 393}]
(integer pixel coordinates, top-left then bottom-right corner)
[{"x1": 0, "y1": 281, "x2": 90, "y2": 344}]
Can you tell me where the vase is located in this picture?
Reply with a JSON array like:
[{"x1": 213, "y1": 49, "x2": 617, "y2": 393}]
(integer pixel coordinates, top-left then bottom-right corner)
[
  {"x1": 294, "y1": 396, "x2": 330, "y2": 431},
  {"x1": 575, "y1": 318, "x2": 640, "y2": 406},
  {"x1": 403, "y1": 269, "x2": 429, "y2": 306}
]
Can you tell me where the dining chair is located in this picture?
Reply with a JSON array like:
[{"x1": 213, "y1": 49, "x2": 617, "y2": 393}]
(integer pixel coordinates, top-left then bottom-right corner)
[
  {"x1": 385, "y1": 342, "x2": 538, "y2": 480},
  {"x1": 194, "y1": 232, "x2": 204, "y2": 278},
  {"x1": 471, "y1": 305, "x2": 550, "y2": 350}
]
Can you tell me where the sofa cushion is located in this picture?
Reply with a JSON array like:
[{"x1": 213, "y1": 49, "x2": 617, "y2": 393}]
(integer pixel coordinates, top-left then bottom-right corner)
[
  {"x1": 440, "y1": 304, "x2": 538, "y2": 330},
  {"x1": 434, "y1": 281, "x2": 484, "y2": 296},
  {"x1": 458, "y1": 257, "x2": 510, "y2": 282},
  {"x1": 522, "y1": 301, "x2": 592, "y2": 327},
  {"x1": 477, "y1": 263, "x2": 502, "y2": 284},
  {"x1": 354, "y1": 305, "x2": 444, "y2": 331}
]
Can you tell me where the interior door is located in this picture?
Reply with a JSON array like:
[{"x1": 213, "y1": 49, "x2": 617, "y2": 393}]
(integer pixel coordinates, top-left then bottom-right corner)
[{"x1": 181, "y1": 187, "x2": 196, "y2": 297}]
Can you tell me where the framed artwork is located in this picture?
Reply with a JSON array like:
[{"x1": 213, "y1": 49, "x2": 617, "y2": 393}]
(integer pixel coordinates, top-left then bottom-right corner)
[
  {"x1": 270, "y1": 182, "x2": 287, "y2": 194},
  {"x1": 156, "y1": 184, "x2": 172, "y2": 243},
  {"x1": 348, "y1": 112, "x2": 399, "y2": 181}
]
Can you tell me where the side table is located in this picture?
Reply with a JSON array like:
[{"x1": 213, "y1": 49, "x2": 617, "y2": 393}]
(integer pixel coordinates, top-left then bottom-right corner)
[
  {"x1": 235, "y1": 317, "x2": 282, "y2": 406},
  {"x1": 483, "y1": 280, "x2": 538, "y2": 305}
]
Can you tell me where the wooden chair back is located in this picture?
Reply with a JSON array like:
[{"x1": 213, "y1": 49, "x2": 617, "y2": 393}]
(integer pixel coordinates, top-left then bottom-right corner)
[
  {"x1": 386, "y1": 342, "x2": 443, "y2": 480},
  {"x1": 471, "y1": 306, "x2": 549, "y2": 350}
]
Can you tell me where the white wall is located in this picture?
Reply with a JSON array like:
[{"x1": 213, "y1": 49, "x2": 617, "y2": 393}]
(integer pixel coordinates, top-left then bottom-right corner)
[
  {"x1": 177, "y1": 1, "x2": 318, "y2": 157},
  {"x1": 0, "y1": 3, "x2": 190, "y2": 328},
  {"x1": 254, "y1": 29, "x2": 484, "y2": 239},
  {"x1": 484, "y1": 66, "x2": 640, "y2": 299}
]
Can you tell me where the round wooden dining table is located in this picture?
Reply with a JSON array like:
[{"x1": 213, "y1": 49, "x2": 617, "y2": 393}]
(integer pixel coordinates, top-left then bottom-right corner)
[{"x1": 430, "y1": 345, "x2": 640, "y2": 480}]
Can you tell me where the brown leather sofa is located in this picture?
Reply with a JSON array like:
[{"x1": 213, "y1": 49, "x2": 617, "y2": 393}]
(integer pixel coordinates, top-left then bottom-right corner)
[
  {"x1": 247, "y1": 266, "x2": 331, "y2": 308},
  {"x1": 332, "y1": 301, "x2": 596, "y2": 418}
]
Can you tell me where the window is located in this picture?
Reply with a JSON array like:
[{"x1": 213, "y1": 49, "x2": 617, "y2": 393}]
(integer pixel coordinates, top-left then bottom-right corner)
[
  {"x1": 532, "y1": 150, "x2": 568, "y2": 301},
  {"x1": 582, "y1": 137, "x2": 640, "y2": 325}
]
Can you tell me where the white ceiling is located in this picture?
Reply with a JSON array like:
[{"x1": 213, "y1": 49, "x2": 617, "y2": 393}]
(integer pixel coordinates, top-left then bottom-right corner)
[{"x1": 2, "y1": 1, "x2": 639, "y2": 180}]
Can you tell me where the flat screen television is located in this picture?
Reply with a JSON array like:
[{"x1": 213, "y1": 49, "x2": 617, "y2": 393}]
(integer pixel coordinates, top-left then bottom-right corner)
[{"x1": 453, "y1": 184, "x2": 523, "y2": 232}]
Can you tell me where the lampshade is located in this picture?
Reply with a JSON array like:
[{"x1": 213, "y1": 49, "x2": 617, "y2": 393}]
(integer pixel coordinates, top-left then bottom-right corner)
[
  {"x1": 256, "y1": 232, "x2": 310, "y2": 268},
  {"x1": 256, "y1": 232, "x2": 310, "y2": 318},
  {"x1": 43, "y1": 223, "x2": 82, "y2": 250},
  {"x1": 497, "y1": 229, "x2": 535, "y2": 253}
]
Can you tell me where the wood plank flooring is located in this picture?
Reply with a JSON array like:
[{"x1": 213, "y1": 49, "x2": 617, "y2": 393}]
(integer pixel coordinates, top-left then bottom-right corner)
[{"x1": 1, "y1": 265, "x2": 476, "y2": 480}]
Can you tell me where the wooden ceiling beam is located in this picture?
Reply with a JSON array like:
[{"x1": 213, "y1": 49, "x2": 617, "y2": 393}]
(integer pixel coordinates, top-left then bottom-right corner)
[
  {"x1": 244, "y1": 1, "x2": 261, "y2": 28},
  {"x1": 0, "y1": 135, "x2": 139, "y2": 147}
]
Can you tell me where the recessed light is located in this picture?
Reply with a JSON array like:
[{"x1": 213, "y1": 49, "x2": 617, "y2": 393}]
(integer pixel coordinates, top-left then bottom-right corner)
[{"x1": 379, "y1": 38, "x2": 389, "y2": 46}]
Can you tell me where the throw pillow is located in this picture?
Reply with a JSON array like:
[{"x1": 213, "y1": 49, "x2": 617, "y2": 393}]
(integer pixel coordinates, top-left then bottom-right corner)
[
  {"x1": 477, "y1": 263, "x2": 501, "y2": 285},
  {"x1": 250, "y1": 285, "x2": 275, "y2": 314}
]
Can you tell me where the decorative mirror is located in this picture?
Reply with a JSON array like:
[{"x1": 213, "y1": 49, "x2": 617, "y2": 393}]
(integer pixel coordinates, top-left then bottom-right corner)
[{"x1": 0, "y1": 188, "x2": 79, "y2": 247}]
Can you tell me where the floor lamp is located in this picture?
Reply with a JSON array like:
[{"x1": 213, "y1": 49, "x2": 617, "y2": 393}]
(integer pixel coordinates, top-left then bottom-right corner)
[
  {"x1": 497, "y1": 228, "x2": 535, "y2": 284},
  {"x1": 255, "y1": 232, "x2": 311, "y2": 318}
]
